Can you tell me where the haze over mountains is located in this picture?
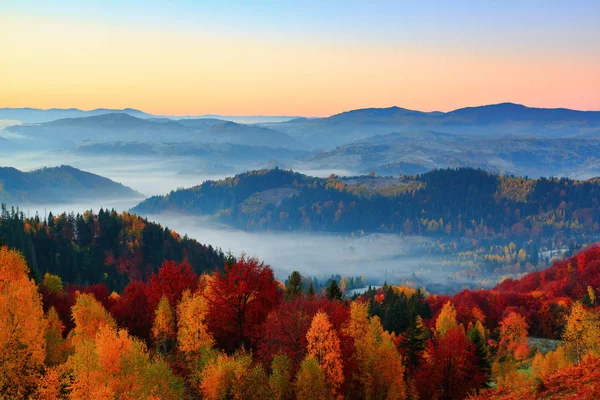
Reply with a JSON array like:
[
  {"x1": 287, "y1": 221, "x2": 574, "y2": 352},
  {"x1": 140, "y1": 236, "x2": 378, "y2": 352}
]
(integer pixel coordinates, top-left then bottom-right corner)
[
  {"x1": 0, "y1": 107, "x2": 298, "y2": 124},
  {"x1": 263, "y1": 102, "x2": 600, "y2": 149},
  {"x1": 2, "y1": 102, "x2": 600, "y2": 188},
  {"x1": 1, "y1": 113, "x2": 302, "y2": 150}
]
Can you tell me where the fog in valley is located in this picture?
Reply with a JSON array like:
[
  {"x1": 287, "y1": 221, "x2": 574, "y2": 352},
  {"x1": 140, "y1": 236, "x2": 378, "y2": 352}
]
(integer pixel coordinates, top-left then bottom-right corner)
[{"x1": 17, "y1": 192, "x2": 448, "y2": 286}]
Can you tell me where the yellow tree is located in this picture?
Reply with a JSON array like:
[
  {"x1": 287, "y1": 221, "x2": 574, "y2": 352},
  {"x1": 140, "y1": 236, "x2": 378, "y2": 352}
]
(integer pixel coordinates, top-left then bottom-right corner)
[
  {"x1": 269, "y1": 354, "x2": 293, "y2": 400},
  {"x1": 70, "y1": 292, "x2": 117, "y2": 347},
  {"x1": 295, "y1": 355, "x2": 333, "y2": 400},
  {"x1": 0, "y1": 247, "x2": 46, "y2": 397},
  {"x1": 435, "y1": 301, "x2": 458, "y2": 337},
  {"x1": 306, "y1": 311, "x2": 344, "y2": 398},
  {"x1": 153, "y1": 295, "x2": 176, "y2": 354},
  {"x1": 531, "y1": 346, "x2": 571, "y2": 379},
  {"x1": 177, "y1": 289, "x2": 213, "y2": 356},
  {"x1": 563, "y1": 302, "x2": 600, "y2": 364},
  {"x1": 45, "y1": 306, "x2": 69, "y2": 366},
  {"x1": 42, "y1": 272, "x2": 64, "y2": 294},
  {"x1": 346, "y1": 301, "x2": 406, "y2": 400},
  {"x1": 199, "y1": 350, "x2": 269, "y2": 400}
]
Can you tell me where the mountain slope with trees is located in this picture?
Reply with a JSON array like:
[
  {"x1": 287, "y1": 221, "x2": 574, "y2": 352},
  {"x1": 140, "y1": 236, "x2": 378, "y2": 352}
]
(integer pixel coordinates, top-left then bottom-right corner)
[
  {"x1": 0, "y1": 165, "x2": 141, "y2": 203},
  {"x1": 0, "y1": 205, "x2": 225, "y2": 291},
  {"x1": 133, "y1": 167, "x2": 600, "y2": 242}
]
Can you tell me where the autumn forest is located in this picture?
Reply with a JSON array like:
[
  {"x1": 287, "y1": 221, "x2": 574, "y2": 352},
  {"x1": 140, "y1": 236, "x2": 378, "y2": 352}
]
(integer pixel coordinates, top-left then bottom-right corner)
[
  {"x1": 2, "y1": 207, "x2": 600, "y2": 398},
  {"x1": 2, "y1": 2, "x2": 600, "y2": 398}
]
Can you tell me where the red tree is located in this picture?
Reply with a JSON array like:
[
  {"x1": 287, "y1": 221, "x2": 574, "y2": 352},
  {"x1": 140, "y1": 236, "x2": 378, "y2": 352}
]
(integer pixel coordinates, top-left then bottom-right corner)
[
  {"x1": 417, "y1": 326, "x2": 483, "y2": 400},
  {"x1": 146, "y1": 260, "x2": 197, "y2": 312},
  {"x1": 203, "y1": 255, "x2": 282, "y2": 351},
  {"x1": 110, "y1": 280, "x2": 153, "y2": 341}
]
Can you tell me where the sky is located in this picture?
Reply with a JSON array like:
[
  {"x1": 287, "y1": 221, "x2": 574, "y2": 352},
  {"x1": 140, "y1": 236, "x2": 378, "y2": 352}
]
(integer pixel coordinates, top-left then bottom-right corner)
[{"x1": 1, "y1": 1, "x2": 599, "y2": 116}]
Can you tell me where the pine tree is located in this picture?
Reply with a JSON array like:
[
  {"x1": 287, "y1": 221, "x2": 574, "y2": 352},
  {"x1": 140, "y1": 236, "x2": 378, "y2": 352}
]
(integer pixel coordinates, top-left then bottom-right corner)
[
  {"x1": 286, "y1": 271, "x2": 303, "y2": 297},
  {"x1": 467, "y1": 321, "x2": 491, "y2": 389},
  {"x1": 400, "y1": 315, "x2": 429, "y2": 373},
  {"x1": 326, "y1": 280, "x2": 343, "y2": 300}
]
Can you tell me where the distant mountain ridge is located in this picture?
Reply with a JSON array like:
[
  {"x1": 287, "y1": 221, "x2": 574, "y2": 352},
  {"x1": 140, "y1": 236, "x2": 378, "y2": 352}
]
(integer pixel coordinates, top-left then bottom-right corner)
[
  {"x1": 0, "y1": 165, "x2": 142, "y2": 204},
  {"x1": 0, "y1": 107, "x2": 153, "y2": 123},
  {"x1": 263, "y1": 102, "x2": 600, "y2": 149},
  {"x1": 300, "y1": 130, "x2": 600, "y2": 179},
  {"x1": 0, "y1": 107, "x2": 301, "y2": 124},
  {"x1": 2, "y1": 113, "x2": 303, "y2": 149}
]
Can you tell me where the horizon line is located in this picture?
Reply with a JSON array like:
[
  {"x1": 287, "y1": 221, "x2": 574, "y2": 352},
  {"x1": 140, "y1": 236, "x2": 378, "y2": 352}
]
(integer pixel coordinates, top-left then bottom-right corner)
[{"x1": 2, "y1": 101, "x2": 600, "y2": 119}]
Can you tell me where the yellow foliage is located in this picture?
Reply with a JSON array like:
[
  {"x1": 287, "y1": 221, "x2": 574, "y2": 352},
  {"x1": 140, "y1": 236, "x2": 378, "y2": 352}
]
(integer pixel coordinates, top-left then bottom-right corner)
[
  {"x1": 153, "y1": 295, "x2": 176, "y2": 344},
  {"x1": 177, "y1": 289, "x2": 213, "y2": 355},
  {"x1": 563, "y1": 302, "x2": 600, "y2": 364},
  {"x1": 70, "y1": 293, "x2": 117, "y2": 348},
  {"x1": 531, "y1": 346, "x2": 571, "y2": 380},
  {"x1": 391, "y1": 285, "x2": 417, "y2": 298},
  {"x1": 45, "y1": 306, "x2": 70, "y2": 366},
  {"x1": 42, "y1": 272, "x2": 64, "y2": 294},
  {"x1": 435, "y1": 301, "x2": 458, "y2": 337},
  {"x1": 295, "y1": 355, "x2": 332, "y2": 400},
  {"x1": 199, "y1": 351, "x2": 268, "y2": 400},
  {"x1": 345, "y1": 302, "x2": 406, "y2": 400}
]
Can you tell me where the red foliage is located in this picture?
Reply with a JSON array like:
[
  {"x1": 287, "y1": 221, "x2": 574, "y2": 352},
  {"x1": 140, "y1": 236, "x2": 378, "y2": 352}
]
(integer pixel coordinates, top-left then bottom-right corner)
[
  {"x1": 427, "y1": 244, "x2": 600, "y2": 339},
  {"x1": 146, "y1": 260, "x2": 198, "y2": 312},
  {"x1": 204, "y1": 256, "x2": 282, "y2": 352},
  {"x1": 39, "y1": 285, "x2": 74, "y2": 332},
  {"x1": 416, "y1": 326, "x2": 483, "y2": 400},
  {"x1": 256, "y1": 296, "x2": 353, "y2": 373},
  {"x1": 110, "y1": 280, "x2": 152, "y2": 341},
  {"x1": 496, "y1": 244, "x2": 600, "y2": 299}
]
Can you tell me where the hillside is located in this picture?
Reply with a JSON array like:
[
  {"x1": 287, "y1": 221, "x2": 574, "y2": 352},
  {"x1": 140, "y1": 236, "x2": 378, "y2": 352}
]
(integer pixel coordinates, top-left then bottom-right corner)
[
  {"x1": 0, "y1": 165, "x2": 141, "y2": 203},
  {"x1": 301, "y1": 132, "x2": 600, "y2": 179},
  {"x1": 132, "y1": 167, "x2": 600, "y2": 240},
  {"x1": 0, "y1": 206, "x2": 225, "y2": 290}
]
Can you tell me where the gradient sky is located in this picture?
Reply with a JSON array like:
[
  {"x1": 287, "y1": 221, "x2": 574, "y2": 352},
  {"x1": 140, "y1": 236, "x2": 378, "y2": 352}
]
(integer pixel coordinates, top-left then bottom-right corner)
[{"x1": 1, "y1": 1, "x2": 599, "y2": 116}]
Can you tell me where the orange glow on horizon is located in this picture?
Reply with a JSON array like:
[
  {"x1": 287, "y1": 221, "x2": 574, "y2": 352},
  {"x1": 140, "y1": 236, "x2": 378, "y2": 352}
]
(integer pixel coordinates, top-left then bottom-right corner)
[{"x1": 1, "y1": 17, "x2": 599, "y2": 117}]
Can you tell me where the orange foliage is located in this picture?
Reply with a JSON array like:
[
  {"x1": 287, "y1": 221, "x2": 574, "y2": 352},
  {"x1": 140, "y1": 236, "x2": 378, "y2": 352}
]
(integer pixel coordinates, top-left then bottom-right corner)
[
  {"x1": 0, "y1": 247, "x2": 46, "y2": 397},
  {"x1": 498, "y1": 312, "x2": 529, "y2": 361},
  {"x1": 306, "y1": 311, "x2": 344, "y2": 398}
]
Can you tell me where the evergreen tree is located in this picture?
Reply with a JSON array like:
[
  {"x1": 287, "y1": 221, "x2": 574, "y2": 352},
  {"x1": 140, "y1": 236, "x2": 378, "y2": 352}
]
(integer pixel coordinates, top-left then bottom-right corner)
[
  {"x1": 325, "y1": 280, "x2": 343, "y2": 300},
  {"x1": 399, "y1": 315, "x2": 429, "y2": 373},
  {"x1": 468, "y1": 322, "x2": 492, "y2": 389},
  {"x1": 285, "y1": 271, "x2": 303, "y2": 297}
]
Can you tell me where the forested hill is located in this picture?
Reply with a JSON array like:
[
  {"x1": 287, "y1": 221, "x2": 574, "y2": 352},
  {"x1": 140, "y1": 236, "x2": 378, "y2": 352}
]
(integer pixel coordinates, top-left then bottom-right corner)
[
  {"x1": 0, "y1": 205, "x2": 225, "y2": 290},
  {"x1": 132, "y1": 167, "x2": 600, "y2": 241},
  {"x1": 0, "y1": 165, "x2": 142, "y2": 203}
]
